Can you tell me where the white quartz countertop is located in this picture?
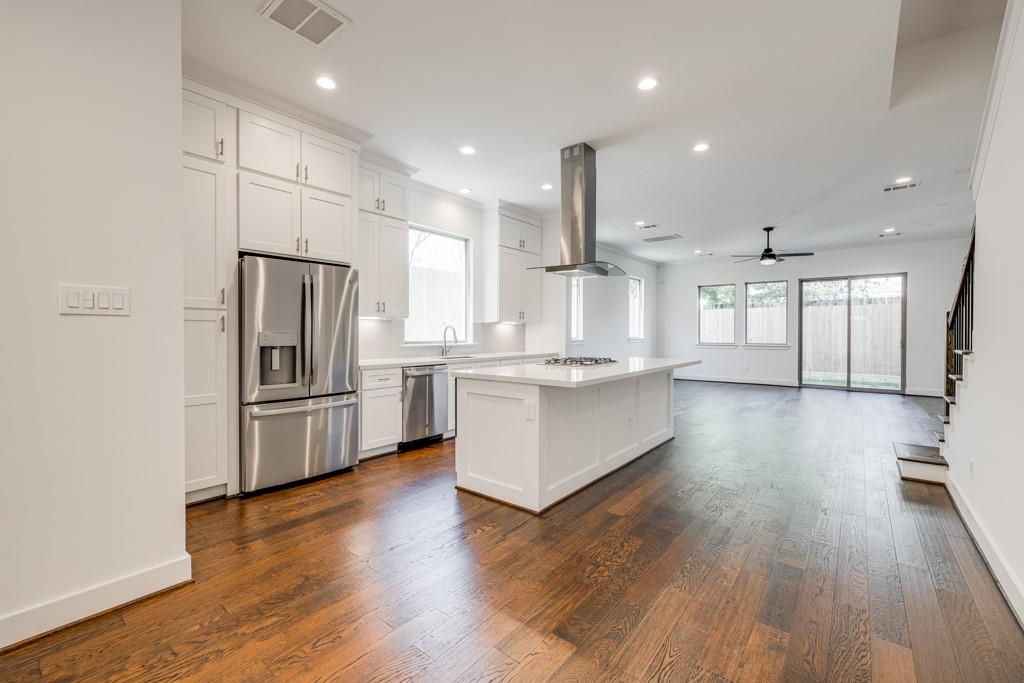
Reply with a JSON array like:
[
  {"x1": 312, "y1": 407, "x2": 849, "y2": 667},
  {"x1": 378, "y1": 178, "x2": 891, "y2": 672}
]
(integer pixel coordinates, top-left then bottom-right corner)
[
  {"x1": 359, "y1": 350, "x2": 556, "y2": 370},
  {"x1": 451, "y1": 357, "x2": 702, "y2": 388}
]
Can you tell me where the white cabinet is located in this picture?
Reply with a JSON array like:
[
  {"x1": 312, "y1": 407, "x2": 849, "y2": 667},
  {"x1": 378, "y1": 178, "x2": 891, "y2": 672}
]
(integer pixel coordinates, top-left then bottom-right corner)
[
  {"x1": 238, "y1": 171, "x2": 301, "y2": 256},
  {"x1": 183, "y1": 156, "x2": 231, "y2": 309},
  {"x1": 300, "y1": 132, "x2": 352, "y2": 196},
  {"x1": 360, "y1": 386, "x2": 403, "y2": 451},
  {"x1": 491, "y1": 247, "x2": 541, "y2": 323},
  {"x1": 357, "y1": 211, "x2": 408, "y2": 317},
  {"x1": 182, "y1": 90, "x2": 232, "y2": 163},
  {"x1": 447, "y1": 373, "x2": 457, "y2": 431},
  {"x1": 301, "y1": 188, "x2": 353, "y2": 263},
  {"x1": 359, "y1": 166, "x2": 408, "y2": 220},
  {"x1": 238, "y1": 110, "x2": 301, "y2": 181},
  {"x1": 499, "y1": 215, "x2": 541, "y2": 254},
  {"x1": 184, "y1": 309, "x2": 228, "y2": 493}
]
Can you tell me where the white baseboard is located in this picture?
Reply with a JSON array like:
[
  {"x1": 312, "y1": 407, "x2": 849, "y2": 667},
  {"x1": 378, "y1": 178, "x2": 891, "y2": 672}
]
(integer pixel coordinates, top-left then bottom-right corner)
[
  {"x1": 673, "y1": 373, "x2": 799, "y2": 388},
  {"x1": 906, "y1": 387, "x2": 943, "y2": 397},
  {"x1": 186, "y1": 483, "x2": 227, "y2": 505},
  {"x1": 946, "y1": 474, "x2": 1024, "y2": 627},
  {"x1": 0, "y1": 553, "x2": 192, "y2": 650}
]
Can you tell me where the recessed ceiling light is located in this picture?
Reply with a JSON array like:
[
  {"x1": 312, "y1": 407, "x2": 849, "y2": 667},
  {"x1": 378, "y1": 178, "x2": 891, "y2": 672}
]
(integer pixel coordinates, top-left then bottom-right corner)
[
  {"x1": 541, "y1": 183, "x2": 553, "y2": 191},
  {"x1": 458, "y1": 145, "x2": 476, "y2": 155},
  {"x1": 634, "y1": 220, "x2": 646, "y2": 227},
  {"x1": 894, "y1": 176, "x2": 913, "y2": 184},
  {"x1": 315, "y1": 76, "x2": 336, "y2": 90},
  {"x1": 459, "y1": 187, "x2": 473, "y2": 194},
  {"x1": 883, "y1": 227, "x2": 896, "y2": 233},
  {"x1": 694, "y1": 249, "x2": 702, "y2": 254},
  {"x1": 693, "y1": 142, "x2": 710, "y2": 152},
  {"x1": 637, "y1": 77, "x2": 658, "y2": 91}
]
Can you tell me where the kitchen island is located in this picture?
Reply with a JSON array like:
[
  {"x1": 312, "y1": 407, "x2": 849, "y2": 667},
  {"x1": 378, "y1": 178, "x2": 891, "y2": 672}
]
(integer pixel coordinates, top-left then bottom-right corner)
[{"x1": 451, "y1": 357, "x2": 701, "y2": 512}]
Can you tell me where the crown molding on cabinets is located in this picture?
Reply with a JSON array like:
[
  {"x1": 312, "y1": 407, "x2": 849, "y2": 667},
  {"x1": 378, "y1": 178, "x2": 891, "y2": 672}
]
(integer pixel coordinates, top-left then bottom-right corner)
[
  {"x1": 360, "y1": 149, "x2": 420, "y2": 177},
  {"x1": 409, "y1": 180, "x2": 483, "y2": 209},
  {"x1": 970, "y1": 0, "x2": 1022, "y2": 199},
  {"x1": 182, "y1": 61, "x2": 373, "y2": 147}
]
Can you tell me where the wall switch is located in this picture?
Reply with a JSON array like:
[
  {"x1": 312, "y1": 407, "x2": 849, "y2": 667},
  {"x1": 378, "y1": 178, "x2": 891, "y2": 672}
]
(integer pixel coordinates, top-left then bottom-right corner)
[{"x1": 59, "y1": 284, "x2": 130, "y2": 316}]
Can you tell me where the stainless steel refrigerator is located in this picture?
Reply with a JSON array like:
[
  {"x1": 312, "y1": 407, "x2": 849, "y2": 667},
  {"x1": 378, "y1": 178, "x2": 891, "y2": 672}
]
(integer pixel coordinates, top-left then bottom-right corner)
[{"x1": 239, "y1": 255, "x2": 359, "y2": 493}]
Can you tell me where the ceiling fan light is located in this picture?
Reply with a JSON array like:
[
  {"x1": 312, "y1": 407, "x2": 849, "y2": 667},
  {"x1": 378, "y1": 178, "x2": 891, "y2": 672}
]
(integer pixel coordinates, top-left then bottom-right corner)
[{"x1": 760, "y1": 255, "x2": 777, "y2": 265}]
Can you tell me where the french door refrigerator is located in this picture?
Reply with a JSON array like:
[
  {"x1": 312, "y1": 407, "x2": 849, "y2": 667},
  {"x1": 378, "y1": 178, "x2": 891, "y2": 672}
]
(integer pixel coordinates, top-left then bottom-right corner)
[{"x1": 239, "y1": 255, "x2": 358, "y2": 493}]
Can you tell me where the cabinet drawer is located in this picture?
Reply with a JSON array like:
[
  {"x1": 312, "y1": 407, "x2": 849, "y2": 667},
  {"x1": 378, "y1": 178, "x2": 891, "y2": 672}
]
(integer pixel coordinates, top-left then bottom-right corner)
[{"x1": 361, "y1": 368, "x2": 401, "y2": 389}]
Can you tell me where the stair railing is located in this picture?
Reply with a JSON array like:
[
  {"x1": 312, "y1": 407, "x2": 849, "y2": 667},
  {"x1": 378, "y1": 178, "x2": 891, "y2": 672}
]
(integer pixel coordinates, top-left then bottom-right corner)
[{"x1": 945, "y1": 226, "x2": 975, "y2": 404}]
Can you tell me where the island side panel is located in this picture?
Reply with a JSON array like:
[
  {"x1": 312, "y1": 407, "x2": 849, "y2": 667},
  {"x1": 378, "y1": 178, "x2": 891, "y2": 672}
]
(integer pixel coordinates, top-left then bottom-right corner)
[
  {"x1": 638, "y1": 370, "x2": 674, "y2": 450},
  {"x1": 455, "y1": 378, "x2": 542, "y2": 511},
  {"x1": 537, "y1": 384, "x2": 602, "y2": 509}
]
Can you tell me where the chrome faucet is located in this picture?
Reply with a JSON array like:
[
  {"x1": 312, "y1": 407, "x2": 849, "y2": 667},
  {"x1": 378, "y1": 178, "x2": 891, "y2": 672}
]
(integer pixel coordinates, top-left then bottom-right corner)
[{"x1": 442, "y1": 325, "x2": 457, "y2": 357}]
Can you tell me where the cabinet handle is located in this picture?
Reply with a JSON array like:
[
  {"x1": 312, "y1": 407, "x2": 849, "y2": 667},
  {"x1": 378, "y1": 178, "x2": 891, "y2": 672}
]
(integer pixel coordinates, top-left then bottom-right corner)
[
  {"x1": 295, "y1": 237, "x2": 300, "y2": 253},
  {"x1": 219, "y1": 287, "x2": 225, "y2": 305},
  {"x1": 304, "y1": 164, "x2": 309, "y2": 183},
  {"x1": 304, "y1": 238, "x2": 309, "y2": 253},
  {"x1": 375, "y1": 198, "x2": 380, "y2": 210},
  {"x1": 382, "y1": 199, "x2": 386, "y2": 212},
  {"x1": 296, "y1": 162, "x2": 300, "y2": 181},
  {"x1": 217, "y1": 138, "x2": 224, "y2": 156},
  {"x1": 383, "y1": 301, "x2": 386, "y2": 313},
  {"x1": 220, "y1": 315, "x2": 225, "y2": 333},
  {"x1": 376, "y1": 301, "x2": 380, "y2": 313}
]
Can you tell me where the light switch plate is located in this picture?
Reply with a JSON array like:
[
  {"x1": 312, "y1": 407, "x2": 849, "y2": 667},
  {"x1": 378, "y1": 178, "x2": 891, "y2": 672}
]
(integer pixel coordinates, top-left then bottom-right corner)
[{"x1": 59, "y1": 284, "x2": 130, "y2": 316}]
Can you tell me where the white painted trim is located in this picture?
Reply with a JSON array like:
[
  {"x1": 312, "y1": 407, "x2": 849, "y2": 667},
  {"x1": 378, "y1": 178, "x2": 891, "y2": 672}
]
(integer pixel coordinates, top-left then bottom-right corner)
[
  {"x1": 970, "y1": 0, "x2": 1023, "y2": 198},
  {"x1": 947, "y1": 474, "x2": 1024, "y2": 627},
  {"x1": 360, "y1": 149, "x2": 420, "y2": 176},
  {"x1": 0, "y1": 554, "x2": 191, "y2": 650},
  {"x1": 182, "y1": 67, "x2": 372, "y2": 146},
  {"x1": 673, "y1": 374, "x2": 799, "y2": 387},
  {"x1": 491, "y1": 199, "x2": 543, "y2": 224},
  {"x1": 358, "y1": 443, "x2": 397, "y2": 461},
  {"x1": 186, "y1": 483, "x2": 227, "y2": 505},
  {"x1": 409, "y1": 180, "x2": 483, "y2": 209},
  {"x1": 905, "y1": 387, "x2": 943, "y2": 397}
]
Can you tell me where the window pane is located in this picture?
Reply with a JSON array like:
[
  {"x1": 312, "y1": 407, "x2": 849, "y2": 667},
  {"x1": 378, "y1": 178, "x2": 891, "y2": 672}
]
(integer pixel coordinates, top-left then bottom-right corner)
[
  {"x1": 404, "y1": 227, "x2": 468, "y2": 343},
  {"x1": 745, "y1": 281, "x2": 787, "y2": 344},
  {"x1": 699, "y1": 285, "x2": 735, "y2": 344},
  {"x1": 628, "y1": 276, "x2": 644, "y2": 339},
  {"x1": 570, "y1": 278, "x2": 583, "y2": 341}
]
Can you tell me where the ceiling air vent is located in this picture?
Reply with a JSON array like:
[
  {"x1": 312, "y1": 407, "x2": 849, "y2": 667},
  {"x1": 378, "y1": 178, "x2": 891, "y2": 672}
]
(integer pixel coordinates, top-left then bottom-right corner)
[
  {"x1": 642, "y1": 234, "x2": 683, "y2": 243},
  {"x1": 259, "y1": 0, "x2": 351, "y2": 46},
  {"x1": 634, "y1": 223, "x2": 659, "y2": 231},
  {"x1": 882, "y1": 180, "x2": 921, "y2": 193}
]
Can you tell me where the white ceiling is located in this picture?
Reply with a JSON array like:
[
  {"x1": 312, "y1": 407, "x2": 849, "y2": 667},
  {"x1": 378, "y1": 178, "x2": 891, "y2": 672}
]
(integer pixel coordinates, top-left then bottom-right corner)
[{"x1": 182, "y1": 0, "x2": 1003, "y2": 263}]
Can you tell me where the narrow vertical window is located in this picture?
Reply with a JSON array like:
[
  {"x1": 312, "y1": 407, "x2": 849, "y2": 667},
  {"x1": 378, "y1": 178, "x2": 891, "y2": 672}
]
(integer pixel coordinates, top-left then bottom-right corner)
[
  {"x1": 628, "y1": 276, "x2": 645, "y2": 340},
  {"x1": 570, "y1": 278, "x2": 583, "y2": 342}
]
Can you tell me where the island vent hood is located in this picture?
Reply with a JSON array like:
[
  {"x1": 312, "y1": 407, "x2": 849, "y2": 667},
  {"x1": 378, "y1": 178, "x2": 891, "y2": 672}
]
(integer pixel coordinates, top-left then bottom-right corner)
[{"x1": 542, "y1": 143, "x2": 626, "y2": 278}]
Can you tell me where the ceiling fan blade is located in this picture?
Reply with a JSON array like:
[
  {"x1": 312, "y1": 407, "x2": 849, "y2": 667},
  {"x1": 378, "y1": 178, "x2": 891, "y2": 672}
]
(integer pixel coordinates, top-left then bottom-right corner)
[
  {"x1": 775, "y1": 257, "x2": 786, "y2": 262},
  {"x1": 729, "y1": 255, "x2": 759, "y2": 258},
  {"x1": 733, "y1": 257, "x2": 759, "y2": 263},
  {"x1": 779, "y1": 252, "x2": 814, "y2": 257}
]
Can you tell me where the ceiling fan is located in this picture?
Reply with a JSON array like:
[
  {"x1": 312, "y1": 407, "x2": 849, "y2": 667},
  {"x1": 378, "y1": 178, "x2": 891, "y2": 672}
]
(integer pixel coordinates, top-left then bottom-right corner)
[{"x1": 731, "y1": 227, "x2": 814, "y2": 265}]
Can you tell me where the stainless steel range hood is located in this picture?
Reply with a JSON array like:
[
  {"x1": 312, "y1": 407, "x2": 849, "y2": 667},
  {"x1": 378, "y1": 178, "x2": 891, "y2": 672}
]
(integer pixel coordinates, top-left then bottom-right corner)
[{"x1": 543, "y1": 143, "x2": 625, "y2": 278}]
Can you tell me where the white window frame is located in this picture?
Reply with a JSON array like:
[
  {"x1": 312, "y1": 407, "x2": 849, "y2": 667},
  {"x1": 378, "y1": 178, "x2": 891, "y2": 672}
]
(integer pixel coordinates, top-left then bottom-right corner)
[
  {"x1": 570, "y1": 277, "x2": 584, "y2": 343},
  {"x1": 697, "y1": 283, "x2": 737, "y2": 346},
  {"x1": 628, "y1": 276, "x2": 646, "y2": 341},
  {"x1": 744, "y1": 280, "x2": 788, "y2": 346},
  {"x1": 403, "y1": 224, "x2": 472, "y2": 345}
]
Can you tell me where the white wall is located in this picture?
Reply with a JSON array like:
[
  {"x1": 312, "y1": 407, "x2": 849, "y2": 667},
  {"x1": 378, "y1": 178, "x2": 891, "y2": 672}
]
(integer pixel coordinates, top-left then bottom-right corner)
[
  {"x1": 572, "y1": 246, "x2": 659, "y2": 358},
  {"x1": 359, "y1": 182, "x2": 526, "y2": 358},
  {"x1": 944, "y1": 0, "x2": 1024, "y2": 623},
  {"x1": 0, "y1": 1, "x2": 189, "y2": 648},
  {"x1": 658, "y1": 237, "x2": 968, "y2": 395}
]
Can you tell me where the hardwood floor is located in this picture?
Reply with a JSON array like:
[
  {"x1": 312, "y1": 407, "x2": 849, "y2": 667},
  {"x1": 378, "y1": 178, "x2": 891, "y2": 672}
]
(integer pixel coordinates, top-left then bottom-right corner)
[{"x1": 3, "y1": 381, "x2": 1023, "y2": 682}]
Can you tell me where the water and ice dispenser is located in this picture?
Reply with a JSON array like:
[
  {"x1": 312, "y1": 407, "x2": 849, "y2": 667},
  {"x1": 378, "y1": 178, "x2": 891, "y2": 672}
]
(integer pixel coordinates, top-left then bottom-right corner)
[{"x1": 258, "y1": 331, "x2": 298, "y2": 386}]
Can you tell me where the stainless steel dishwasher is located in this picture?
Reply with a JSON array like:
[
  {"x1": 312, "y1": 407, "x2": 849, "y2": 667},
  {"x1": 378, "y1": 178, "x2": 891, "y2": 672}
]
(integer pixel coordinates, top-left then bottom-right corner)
[{"x1": 402, "y1": 364, "x2": 448, "y2": 444}]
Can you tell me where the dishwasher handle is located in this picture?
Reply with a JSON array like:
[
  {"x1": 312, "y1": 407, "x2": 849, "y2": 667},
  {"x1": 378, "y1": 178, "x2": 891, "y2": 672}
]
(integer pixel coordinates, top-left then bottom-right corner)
[{"x1": 403, "y1": 365, "x2": 448, "y2": 377}]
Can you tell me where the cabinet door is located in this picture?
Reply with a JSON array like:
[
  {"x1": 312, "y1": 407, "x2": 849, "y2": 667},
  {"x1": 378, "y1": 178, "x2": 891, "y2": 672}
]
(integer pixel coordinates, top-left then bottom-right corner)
[
  {"x1": 238, "y1": 172, "x2": 301, "y2": 256},
  {"x1": 360, "y1": 386, "x2": 403, "y2": 450},
  {"x1": 598, "y1": 378, "x2": 638, "y2": 467},
  {"x1": 182, "y1": 91, "x2": 230, "y2": 162},
  {"x1": 301, "y1": 132, "x2": 352, "y2": 196},
  {"x1": 518, "y1": 223, "x2": 542, "y2": 254},
  {"x1": 301, "y1": 188, "x2": 353, "y2": 263},
  {"x1": 378, "y1": 217, "x2": 409, "y2": 318},
  {"x1": 520, "y1": 252, "x2": 542, "y2": 322},
  {"x1": 238, "y1": 110, "x2": 301, "y2": 181},
  {"x1": 357, "y1": 212, "x2": 381, "y2": 316},
  {"x1": 184, "y1": 309, "x2": 228, "y2": 492},
  {"x1": 497, "y1": 246, "x2": 520, "y2": 322},
  {"x1": 498, "y1": 215, "x2": 521, "y2": 250},
  {"x1": 359, "y1": 168, "x2": 380, "y2": 213},
  {"x1": 183, "y1": 157, "x2": 229, "y2": 308},
  {"x1": 379, "y1": 173, "x2": 408, "y2": 220},
  {"x1": 637, "y1": 371, "x2": 673, "y2": 450}
]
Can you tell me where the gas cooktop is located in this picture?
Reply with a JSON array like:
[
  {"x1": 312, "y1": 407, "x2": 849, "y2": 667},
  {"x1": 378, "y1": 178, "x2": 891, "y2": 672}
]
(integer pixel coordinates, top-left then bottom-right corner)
[{"x1": 543, "y1": 356, "x2": 617, "y2": 366}]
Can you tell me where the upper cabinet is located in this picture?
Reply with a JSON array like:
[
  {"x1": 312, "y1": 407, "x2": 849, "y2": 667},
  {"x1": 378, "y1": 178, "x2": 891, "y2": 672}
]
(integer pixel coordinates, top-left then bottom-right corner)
[
  {"x1": 359, "y1": 165, "x2": 408, "y2": 220},
  {"x1": 238, "y1": 172, "x2": 301, "y2": 256},
  {"x1": 358, "y1": 211, "x2": 409, "y2": 318},
  {"x1": 238, "y1": 110, "x2": 301, "y2": 181},
  {"x1": 482, "y1": 202, "x2": 544, "y2": 323},
  {"x1": 300, "y1": 132, "x2": 352, "y2": 196},
  {"x1": 498, "y1": 214, "x2": 542, "y2": 254},
  {"x1": 183, "y1": 90, "x2": 233, "y2": 164},
  {"x1": 301, "y1": 188, "x2": 353, "y2": 263}
]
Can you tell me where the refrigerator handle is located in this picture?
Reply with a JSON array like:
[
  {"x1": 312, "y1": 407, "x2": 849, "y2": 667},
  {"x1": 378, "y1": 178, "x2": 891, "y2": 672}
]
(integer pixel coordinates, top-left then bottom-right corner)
[
  {"x1": 308, "y1": 273, "x2": 317, "y2": 386},
  {"x1": 300, "y1": 273, "x2": 308, "y2": 386}
]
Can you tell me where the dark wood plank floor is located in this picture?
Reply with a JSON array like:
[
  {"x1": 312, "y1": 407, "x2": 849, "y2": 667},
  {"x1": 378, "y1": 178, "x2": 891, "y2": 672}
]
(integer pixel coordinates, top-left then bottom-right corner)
[{"x1": 3, "y1": 381, "x2": 1023, "y2": 682}]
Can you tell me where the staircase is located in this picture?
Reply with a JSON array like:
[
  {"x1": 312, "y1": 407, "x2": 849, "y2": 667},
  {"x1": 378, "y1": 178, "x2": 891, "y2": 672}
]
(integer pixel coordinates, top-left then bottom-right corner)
[{"x1": 896, "y1": 229, "x2": 974, "y2": 483}]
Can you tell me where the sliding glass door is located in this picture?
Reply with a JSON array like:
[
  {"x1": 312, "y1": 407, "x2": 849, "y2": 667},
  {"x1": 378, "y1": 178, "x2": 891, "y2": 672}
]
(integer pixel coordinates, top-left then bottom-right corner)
[{"x1": 799, "y1": 274, "x2": 906, "y2": 392}]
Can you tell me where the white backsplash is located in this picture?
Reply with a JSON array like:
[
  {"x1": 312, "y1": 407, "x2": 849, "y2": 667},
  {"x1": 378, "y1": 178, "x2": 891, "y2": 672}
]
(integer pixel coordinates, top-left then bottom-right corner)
[{"x1": 359, "y1": 318, "x2": 526, "y2": 359}]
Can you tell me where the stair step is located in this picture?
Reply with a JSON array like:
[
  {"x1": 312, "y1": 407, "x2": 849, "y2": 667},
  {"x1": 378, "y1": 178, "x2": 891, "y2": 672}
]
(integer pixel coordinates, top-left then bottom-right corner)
[
  {"x1": 935, "y1": 431, "x2": 945, "y2": 443},
  {"x1": 938, "y1": 414, "x2": 950, "y2": 424},
  {"x1": 944, "y1": 395, "x2": 957, "y2": 405},
  {"x1": 894, "y1": 442, "x2": 948, "y2": 466},
  {"x1": 953, "y1": 349, "x2": 974, "y2": 356},
  {"x1": 948, "y1": 374, "x2": 962, "y2": 381}
]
